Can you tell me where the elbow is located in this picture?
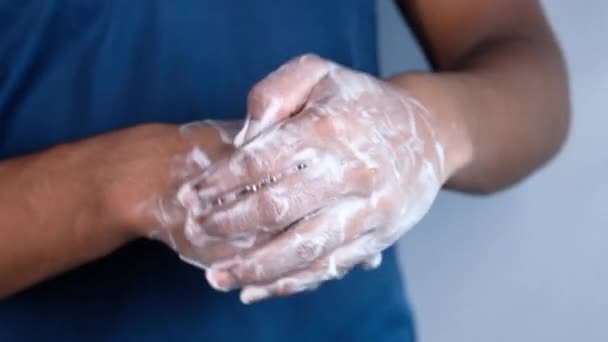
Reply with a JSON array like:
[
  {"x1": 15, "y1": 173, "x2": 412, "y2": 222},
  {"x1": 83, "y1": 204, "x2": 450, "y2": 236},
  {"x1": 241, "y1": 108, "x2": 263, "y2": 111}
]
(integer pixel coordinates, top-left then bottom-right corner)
[{"x1": 445, "y1": 29, "x2": 571, "y2": 196}]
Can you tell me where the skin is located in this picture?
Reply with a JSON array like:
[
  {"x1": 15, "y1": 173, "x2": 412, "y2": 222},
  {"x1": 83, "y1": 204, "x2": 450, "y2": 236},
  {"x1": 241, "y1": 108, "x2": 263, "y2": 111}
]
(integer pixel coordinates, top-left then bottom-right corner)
[
  {"x1": 0, "y1": 0, "x2": 569, "y2": 300},
  {"x1": 187, "y1": 59, "x2": 453, "y2": 301},
  {"x1": 195, "y1": 0, "x2": 570, "y2": 301},
  {"x1": 398, "y1": 0, "x2": 569, "y2": 192},
  {"x1": 0, "y1": 123, "x2": 235, "y2": 297}
]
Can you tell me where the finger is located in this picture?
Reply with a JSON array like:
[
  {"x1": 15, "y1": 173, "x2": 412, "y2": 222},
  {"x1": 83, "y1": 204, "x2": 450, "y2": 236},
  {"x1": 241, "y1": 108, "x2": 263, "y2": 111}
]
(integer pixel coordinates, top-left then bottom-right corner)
[
  {"x1": 180, "y1": 120, "x2": 240, "y2": 148},
  {"x1": 361, "y1": 252, "x2": 383, "y2": 270},
  {"x1": 205, "y1": 198, "x2": 369, "y2": 288},
  {"x1": 182, "y1": 120, "x2": 306, "y2": 215},
  {"x1": 184, "y1": 99, "x2": 379, "y2": 221},
  {"x1": 181, "y1": 232, "x2": 273, "y2": 277},
  {"x1": 196, "y1": 152, "x2": 356, "y2": 239},
  {"x1": 171, "y1": 121, "x2": 240, "y2": 183},
  {"x1": 202, "y1": 120, "x2": 243, "y2": 144},
  {"x1": 150, "y1": 226, "x2": 242, "y2": 271},
  {"x1": 151, "y1": 216, "x2": 273, "y2": 273},
  {"x1": 169, "y1": 147, "x2": 212, "y2": 184},
  {"x1": 234, "y1": 54, "x2": 335, "y2": 146},
  {"x1": 188, "y1": 96, "x2": 355, "y2": 209},
  {"x1": 238, "y1": 234, "x2": 384, "y2": 304}
]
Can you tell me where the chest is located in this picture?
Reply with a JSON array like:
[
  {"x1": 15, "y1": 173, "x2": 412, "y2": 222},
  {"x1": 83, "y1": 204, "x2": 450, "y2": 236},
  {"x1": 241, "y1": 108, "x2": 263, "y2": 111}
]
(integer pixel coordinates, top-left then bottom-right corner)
[{"x1": 0, "y1": 0, "x2": 376, "y2": 157}]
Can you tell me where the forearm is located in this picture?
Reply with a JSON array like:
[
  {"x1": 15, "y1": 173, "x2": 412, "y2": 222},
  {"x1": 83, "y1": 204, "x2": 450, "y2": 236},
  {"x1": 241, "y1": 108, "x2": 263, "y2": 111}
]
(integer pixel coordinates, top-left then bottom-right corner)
[
  {"x1": 0, "y1": 122, "x2": 237, "y2": 298},
  {"x1": 0, "y1": 141, "x2": 130, "y2": 298},
  {"x1": 389, "y1": 34, "x2": 569, "y2": 193}
]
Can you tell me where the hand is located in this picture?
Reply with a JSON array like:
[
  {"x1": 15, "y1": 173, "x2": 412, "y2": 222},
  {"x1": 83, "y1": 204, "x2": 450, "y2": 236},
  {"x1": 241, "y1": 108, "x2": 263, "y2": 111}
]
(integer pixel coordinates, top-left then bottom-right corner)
[
  {"x1": 94, "y1": 121, "x2": 267, "y2": 268},
  {"x1": 179, "y1": 55, "x2": 470, "y2": 303}
]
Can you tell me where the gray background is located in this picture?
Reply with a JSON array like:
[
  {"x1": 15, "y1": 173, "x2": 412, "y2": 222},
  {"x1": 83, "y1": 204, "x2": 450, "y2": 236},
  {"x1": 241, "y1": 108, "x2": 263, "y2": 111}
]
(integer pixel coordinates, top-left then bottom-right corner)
[{"x1": 377, "y1": 1, "x2": 608, "y2": 341}]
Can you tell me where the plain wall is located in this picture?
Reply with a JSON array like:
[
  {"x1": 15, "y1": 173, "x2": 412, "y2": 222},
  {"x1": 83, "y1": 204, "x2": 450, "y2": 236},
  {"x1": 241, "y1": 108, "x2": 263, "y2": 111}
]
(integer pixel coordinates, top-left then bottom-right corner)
[{"x1": 377, "y1": 1, "x2": 608, "y2": 341}]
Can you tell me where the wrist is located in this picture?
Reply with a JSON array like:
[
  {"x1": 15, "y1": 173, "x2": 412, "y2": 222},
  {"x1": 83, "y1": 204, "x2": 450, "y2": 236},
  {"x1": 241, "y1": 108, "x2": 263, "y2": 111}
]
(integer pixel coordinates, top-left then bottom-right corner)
[
  {"x1": 92, "y1": 122, "x2": 234, "y2": 237},
  {"x1": 43, "y1": 139, "x2": 135, "y2": 244},
  {"x1": 387, "y1": 72, "x2": 475, "y2": 184},
  {"x1": 100, "y1": 124, "x2": 186, "y2": 237},
  {"x1": 79, "y1": 125, "x2": 170, "y2": 238}
]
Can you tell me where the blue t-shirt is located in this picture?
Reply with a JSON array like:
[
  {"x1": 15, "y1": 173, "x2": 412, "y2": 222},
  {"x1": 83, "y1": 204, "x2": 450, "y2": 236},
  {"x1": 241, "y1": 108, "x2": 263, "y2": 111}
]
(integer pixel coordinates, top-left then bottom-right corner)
[{"x1": 0, "y1": 1, "x2": 416, "y2": 341}]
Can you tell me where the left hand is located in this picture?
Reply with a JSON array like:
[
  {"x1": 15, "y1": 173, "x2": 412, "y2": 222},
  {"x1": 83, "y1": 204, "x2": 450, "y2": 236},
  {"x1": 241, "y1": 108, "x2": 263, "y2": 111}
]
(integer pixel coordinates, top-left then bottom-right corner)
[{"x1": 180, "y1": 55, "x2": 459, "y2": 303}]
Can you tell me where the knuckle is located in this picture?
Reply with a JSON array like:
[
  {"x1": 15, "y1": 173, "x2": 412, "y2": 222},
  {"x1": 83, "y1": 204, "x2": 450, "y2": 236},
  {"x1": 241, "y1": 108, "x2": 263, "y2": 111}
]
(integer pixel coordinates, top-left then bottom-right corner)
[
  {"x1": 296, "y1": 239, "x2": 324, "y2": 263},
  {"x1": 207, "y1": 206, "x2": 251, "y2": 237},
  {"x1": 345, "y1": 163, "x2": 378, "y2": 195},
  {"x1": 199, "y1": 244, "x2": 235, "y2": 266},
  {"x1": 204, "y1": 215, "x2": 228, "y2": 237},
  {"x1": 313, "y1": 113, "x2": 341, "y2": 136},
  {"x1": 247, "y1": 83, "x2": 278, "y2": 112},
  {"x1": 236, "y1": 260, "x2": 259, "y2": 284},
  {"x1": 275, "y1": 277, "x2": 317, "y2": 296},
  {"x1": 296, "y1": 53, "x2": 323, "y2": 65},
  {"x1": 240, "y1": 152, "x2": 262, "y2": 177},
  {"x1": 257, "y1": 192, "x2": 287, "y2": 226},
  {"x1": 274, "y1": 278, "x2": 295, "y2": 297}
]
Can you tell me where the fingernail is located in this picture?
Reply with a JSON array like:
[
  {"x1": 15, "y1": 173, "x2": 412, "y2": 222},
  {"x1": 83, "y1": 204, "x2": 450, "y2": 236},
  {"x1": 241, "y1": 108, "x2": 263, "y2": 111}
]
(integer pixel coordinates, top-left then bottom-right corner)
[
  {"x1": 240, "y1": 286, "x2": 270, "y2": 304},
  {"x1": 206, "y1": 269, "x2": 237, "y2": 292},
  {"x1": 234, "y1": 117, "x2": 267, "y2": 147},
  {"x1": 233, "y1": 116, "x2": 251, "y2": 147},
  {"x1": 362, "y1": 253, "x2": 383, "y2": 270},
  {"x1": 242, "y1": 119, "x2": 263, "y2": 143}
]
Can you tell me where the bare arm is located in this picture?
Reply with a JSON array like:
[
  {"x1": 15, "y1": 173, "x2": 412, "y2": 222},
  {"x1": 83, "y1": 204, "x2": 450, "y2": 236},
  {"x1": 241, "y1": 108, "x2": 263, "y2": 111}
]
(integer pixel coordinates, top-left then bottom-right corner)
[
  {"x1": 0, "y1": 142, "x2": 126, "y2": 297},
  {"x1": 394, "y1": 0, "x2": 570, "y2": 192},
  {"x1": 0, "y1": 123, "x2": 232, "y2": 298}
]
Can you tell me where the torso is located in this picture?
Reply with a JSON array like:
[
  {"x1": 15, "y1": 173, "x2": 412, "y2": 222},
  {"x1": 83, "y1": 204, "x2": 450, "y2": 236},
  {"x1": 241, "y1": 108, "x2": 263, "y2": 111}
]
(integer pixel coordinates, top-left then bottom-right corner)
[{"x1": 0, "y1": 1, "x2": 415, "y2": 340}]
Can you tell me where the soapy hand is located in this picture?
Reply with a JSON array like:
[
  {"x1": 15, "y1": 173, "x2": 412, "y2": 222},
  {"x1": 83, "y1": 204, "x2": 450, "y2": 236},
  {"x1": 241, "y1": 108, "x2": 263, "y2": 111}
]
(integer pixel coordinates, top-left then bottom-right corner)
[
  {"x1": 179, "y1": 55, "x2": 452, "y2": 303},
  {"x1": 134, "y1": 121, "x2": 275, "y2": 269}
]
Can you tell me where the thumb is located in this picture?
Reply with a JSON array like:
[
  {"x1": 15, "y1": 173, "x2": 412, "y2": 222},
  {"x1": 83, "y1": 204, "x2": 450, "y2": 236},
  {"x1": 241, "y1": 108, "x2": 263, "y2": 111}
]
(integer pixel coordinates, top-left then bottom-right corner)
[{"x1": 234, "y1": 54, "x2": 335, "y2": 146}]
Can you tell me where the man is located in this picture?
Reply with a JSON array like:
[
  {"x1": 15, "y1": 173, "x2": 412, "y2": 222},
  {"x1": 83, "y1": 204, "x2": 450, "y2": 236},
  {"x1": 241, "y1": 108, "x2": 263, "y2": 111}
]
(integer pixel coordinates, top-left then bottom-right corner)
[{"x1": 0, "y1": 1, "x2": 569, "y2": 341}]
